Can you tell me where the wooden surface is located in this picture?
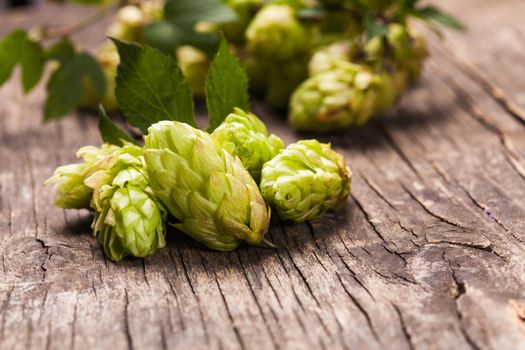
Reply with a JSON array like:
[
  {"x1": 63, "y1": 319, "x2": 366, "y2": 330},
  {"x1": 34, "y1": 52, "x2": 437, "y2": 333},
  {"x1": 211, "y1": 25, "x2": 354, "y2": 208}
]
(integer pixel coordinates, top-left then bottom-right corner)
[{"x1": 1, "y1": 1, "x2": 525, "y2": 349}]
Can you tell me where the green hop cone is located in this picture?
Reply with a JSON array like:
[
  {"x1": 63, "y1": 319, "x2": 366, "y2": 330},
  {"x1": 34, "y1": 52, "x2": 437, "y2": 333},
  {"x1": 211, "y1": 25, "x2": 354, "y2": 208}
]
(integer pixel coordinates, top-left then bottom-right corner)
[
  {"x1": 176, "y1": 46, "x2": 209, "y2": 96},
  {"x1": 364, "y1": 23, "x2": 428, "y2": 84},
  {"x1": 44, "y1": 144, "x2": 118, "y2": 209},
  {"x1": 44, "y1": 163, "x2": 92, "y2": 209},
  {"x1": 289, "y1": 63, "x2": 396, "y2": 132},
  {"x1": 144, "y1": 121, "x2": 271, "y2": 251},
  {"x1": 388, "y1": 24, "x2": 427, "y2": 82},
  {"x1": 106, "y1": 5, "x2": 146, "y2": 43},
  {"x1": 245, "y1": 4, "x2": 310, "y2": 61},
  {"x1": 87, "y1": 144, "x2": 166, "y2": 262},
  {"x1": 222, "y1": 0, "x2": 263, "y2": 44},
  {"x1": 211, "y1": 108, "x2": 284, "y2": 181},
  {"x1": 260, "y1": 140, "x2": 351, "y2": 222}
]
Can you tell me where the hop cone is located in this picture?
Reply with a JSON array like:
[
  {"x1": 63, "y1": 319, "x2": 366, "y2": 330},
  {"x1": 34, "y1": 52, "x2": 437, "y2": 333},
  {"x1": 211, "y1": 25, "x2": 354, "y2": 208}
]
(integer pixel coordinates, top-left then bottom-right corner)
[
  {"x1": 212, "y1": 108, "x2": 284, "y2": 181},
  {"x1": 87, "y1": 144, "x2": 166, "y2": 262},
  {"x1": 289, "y1": 64, "x2": 395, "y2": 132},
  {"x1": 44, "y1": 144, "x2": 119, "y2": 209},
  {"x1": 364, "y1": 23, "x2": 427, "y2": 83},
  {"x1": 387, "y1": 24, "x2": 427, "y2": 82},
  {"x1": 260, "y1": 140, "x2": 351, "y2": 222},
  {"x1": 144, "y1": 121, "x2": 271, "y2": 251},
  {"x1": 106, "y1": 5, "x2": 147, "y2": 43},
  {"x1": 245, "y1": 4, "x2": 309, "y2": 61},
  {"x1": 44, "y1": 164, "x2": 92, "y2": 209},
  {"x1": 222, "y1": 0, "x2": 263, "y2": 44},
  {"x1": 176, "y1": 46, "x2": 209, "y2": 96}
]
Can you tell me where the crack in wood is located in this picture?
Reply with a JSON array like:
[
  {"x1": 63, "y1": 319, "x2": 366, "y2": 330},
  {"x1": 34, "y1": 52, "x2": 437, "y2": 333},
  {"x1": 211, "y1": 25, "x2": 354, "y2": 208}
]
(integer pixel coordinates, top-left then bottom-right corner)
[
  {"x1": 400, "y1": 183, "x2": 469, "y2": 230},
  {"x1": 391, "y1": 303, "x2": 415, "y2": 350},
  {"x1": 443, "y1": 251, "x2": 482, "y2": 350},
  {"x1": 123, "y1": 288, "x2": 134, "y2": 350},
  {"x1": 351, "y1": 195, "x2": 390, "y2": 246},
  {"x1": 448, "y1": 54, "x2": 525, "y2": 126},
  {"x1": 214, "y1": 271, "x2": 247, "y2": 350},
  {"x1": 234, "y1": 251, "x2": 279, "y2": 350},
  {"x1": 70, "y1": 298, "x2": 78, "y2": 350},
  {"x1": 335, "y1": 273, "x2": 381, "y2": 343}
]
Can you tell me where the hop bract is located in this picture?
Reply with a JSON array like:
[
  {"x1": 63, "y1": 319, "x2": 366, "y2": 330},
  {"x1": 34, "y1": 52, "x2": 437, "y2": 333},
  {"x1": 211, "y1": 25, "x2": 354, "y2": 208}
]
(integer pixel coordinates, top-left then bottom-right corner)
[
  {"x1": 144, "y1": 121, "x2": 271, "y2": 251},
  {"x1": 309, "y1": 40, "x2": 357, "y2": 76},
  {"x1": 212, "y1": 108, "x2": 284, "y2": 181},
  {"x1": 260, "y1": 140, "x2": 351, "y2": 223},
  {"x1": 289, "y1": 64, "x2": 395, "y2": 132}
]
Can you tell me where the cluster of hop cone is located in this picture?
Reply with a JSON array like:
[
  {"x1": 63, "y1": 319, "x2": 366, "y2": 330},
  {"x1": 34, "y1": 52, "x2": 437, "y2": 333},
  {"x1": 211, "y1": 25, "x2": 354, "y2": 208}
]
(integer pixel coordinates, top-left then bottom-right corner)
[
  {"x1": 46, "y1": 109, "x2": 351, "y2": 261},
  {"x1": 83, "y1": 0, "x2": 434, "y2": 133}
]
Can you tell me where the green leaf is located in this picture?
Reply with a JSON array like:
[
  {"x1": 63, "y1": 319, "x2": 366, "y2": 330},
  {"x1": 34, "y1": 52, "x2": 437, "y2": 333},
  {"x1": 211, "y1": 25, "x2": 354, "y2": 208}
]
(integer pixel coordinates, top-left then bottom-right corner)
[
  {"x1": 78, "y1": 53, "x2": 106, "y2": 98},
  {"x1": 149, "y1": 0, "x2": 228, "y2": 57},
  {"x1": 364, "y1": 17, "x2": 389, "y2": 38},
  {"x1": 143, "y1": 22, "x2": 185, "y2": 55},
  {"x1": 164, "y1": 0, "x2": 237, "y2": 30},
  {"x1": 0, "y1": 29, "x2": 45, "y2": 93},
  {"x1": 44, "y1": 55, "x2": 83, "y2": 120},
  {"x1": 297, "y1": 8, "x2": 328, "y2": 20},
  {"x1": 44, "y1": 50, "x2": 106, "y2": 121},
  {"x1": 112, "y1": 38, "x2": 196, "y2": 133},
  {"x1": 98, "y1": 105, "x2": 138, "y2": 146},
  {"x1": 179, "y1": 30, "x2": 221, "y2": 57},
  {"x1": 144, "y1": 21, "x2": 220, "y2": 57},
  {"x1": 46, "y1": 39, "x2": 76, "y2": 62},
  {"x1": 205, "y1": 38, "x2": 249, "y2": 131},
  {"x1": 413, "y1": 6, "x2": 465, "y2": 31}
]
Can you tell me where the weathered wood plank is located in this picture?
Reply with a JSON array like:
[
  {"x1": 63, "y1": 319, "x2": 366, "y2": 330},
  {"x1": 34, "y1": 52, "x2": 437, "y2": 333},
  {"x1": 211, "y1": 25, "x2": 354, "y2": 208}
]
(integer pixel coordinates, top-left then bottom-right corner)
[{"x1": 1, "y1": 1, "x2": 525, "y2": 349}]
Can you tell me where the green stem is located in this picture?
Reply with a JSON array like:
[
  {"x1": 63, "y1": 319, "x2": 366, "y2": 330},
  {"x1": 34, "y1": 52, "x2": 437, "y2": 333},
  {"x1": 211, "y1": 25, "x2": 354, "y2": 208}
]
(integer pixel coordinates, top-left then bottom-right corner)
[{"x1": 37, "y1": 0, "x2": 126, "y2": 40}]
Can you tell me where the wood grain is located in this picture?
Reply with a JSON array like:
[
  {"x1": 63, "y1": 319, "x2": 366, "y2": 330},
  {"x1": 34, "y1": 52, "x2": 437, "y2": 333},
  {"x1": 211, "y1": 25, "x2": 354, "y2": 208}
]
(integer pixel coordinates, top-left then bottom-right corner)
[{"x1": 1, "y1": 1, "x2": 524, "y2": 349}]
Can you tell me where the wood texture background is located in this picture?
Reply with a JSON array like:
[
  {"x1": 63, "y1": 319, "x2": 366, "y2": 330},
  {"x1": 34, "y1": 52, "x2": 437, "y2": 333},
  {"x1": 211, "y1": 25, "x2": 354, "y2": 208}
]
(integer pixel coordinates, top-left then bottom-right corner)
[{"x1": 1, "y1": 0, "x2": 525, "y2": 349}]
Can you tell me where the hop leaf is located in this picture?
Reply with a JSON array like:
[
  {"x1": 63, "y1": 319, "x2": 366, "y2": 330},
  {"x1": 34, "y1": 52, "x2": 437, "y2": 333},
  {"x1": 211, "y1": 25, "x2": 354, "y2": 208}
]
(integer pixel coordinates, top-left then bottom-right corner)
[
  {"x1": 144, "y1": 121, "x2": 271, "y2": 251},
  {"x1": 260, "y1": 140, "x2": 351, "y2": 222},
  {"x1": 0, "y1": 29, "x2": 44, "y2": 93},
  {"x1": 212, "y1": 108, "x2": 284, "y2": 181},
  {"x1": 44, "y1": 40, "x2": 106, "y2": 121}
]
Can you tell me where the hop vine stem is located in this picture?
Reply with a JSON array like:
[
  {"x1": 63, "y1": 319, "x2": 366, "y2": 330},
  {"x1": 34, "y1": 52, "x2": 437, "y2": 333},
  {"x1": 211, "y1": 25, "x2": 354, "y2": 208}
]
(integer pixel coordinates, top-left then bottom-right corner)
[{"x1": 34, "y1": 0, "x2": 127, "y2": 40}]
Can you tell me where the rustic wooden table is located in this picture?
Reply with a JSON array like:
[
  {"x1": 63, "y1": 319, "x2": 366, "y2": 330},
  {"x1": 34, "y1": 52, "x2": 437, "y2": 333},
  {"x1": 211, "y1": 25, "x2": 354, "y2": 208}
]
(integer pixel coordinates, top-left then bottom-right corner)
[{"x1": 1, "y1": 1, "x2": 525, "y2": 349}]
